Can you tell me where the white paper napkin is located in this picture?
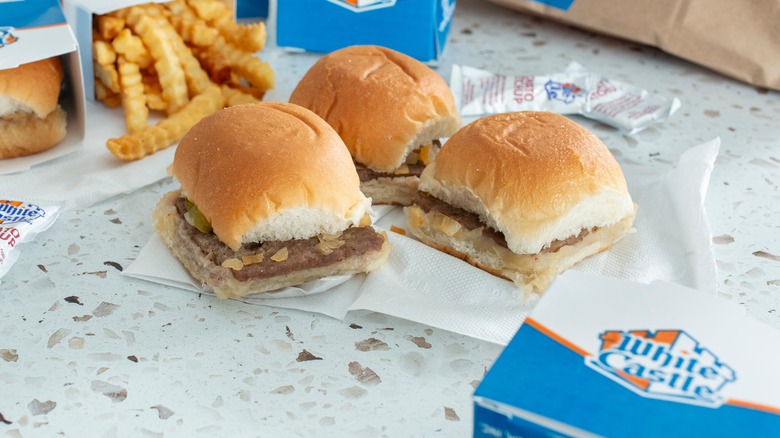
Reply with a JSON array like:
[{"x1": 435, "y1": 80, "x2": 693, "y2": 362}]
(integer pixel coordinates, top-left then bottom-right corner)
[{"x1": 124, "y1": 139, "x2": 720, "y2": 343}]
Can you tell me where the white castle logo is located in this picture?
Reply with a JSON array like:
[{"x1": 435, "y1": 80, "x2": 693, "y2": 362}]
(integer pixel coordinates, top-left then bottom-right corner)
[
  {"x1": 585, "y1": 329, "x2": 736, "y2": 407},
  {"x1": 326, "y1": 0, "x2": 397, "y2": 12}
]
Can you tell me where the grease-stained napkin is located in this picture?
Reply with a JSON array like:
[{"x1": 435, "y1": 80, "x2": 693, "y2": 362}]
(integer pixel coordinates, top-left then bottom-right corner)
[{"x1": 124, "y1": 139, "x2": 720, "y2": 344}]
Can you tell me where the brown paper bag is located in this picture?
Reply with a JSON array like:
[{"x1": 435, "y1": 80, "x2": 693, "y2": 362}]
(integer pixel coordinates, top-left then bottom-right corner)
[{"x1": 486, "y1": 0, "x2": 780, "y2": 91}]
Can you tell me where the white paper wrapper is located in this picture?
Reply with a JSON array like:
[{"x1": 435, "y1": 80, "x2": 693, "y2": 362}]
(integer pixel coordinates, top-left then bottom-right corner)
[{"x1": 124, "y1": 139, "x2": 720, "y2": 344}]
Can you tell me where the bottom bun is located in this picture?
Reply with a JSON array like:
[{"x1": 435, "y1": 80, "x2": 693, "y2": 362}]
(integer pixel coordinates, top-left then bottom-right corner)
[
  {"x1": 404, "y1": 204, "x2": 636, "y2": 292},
  {"x1": 154, "y1": 190, "x2": 392, "y2": 299},
  {"x1": 360, "y1": 175, "x2": 419, "y2": 206},
  {"x1": 0, "y1": 106, "x2": 67, "y2": 159}
]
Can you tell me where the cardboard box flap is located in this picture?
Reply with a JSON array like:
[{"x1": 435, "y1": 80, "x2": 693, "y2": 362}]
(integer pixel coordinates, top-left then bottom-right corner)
[
  {"x1": 0, "y1": 0, "x2": 78, "y2": 70},
  {"x1": 434, "y1": 0, "x2": 456, "y2": 64}
]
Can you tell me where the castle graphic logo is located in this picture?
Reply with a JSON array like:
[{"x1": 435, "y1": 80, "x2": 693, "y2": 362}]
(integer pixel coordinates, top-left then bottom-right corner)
[
  {"x1": 326, "y1": 0, "x2": 397, "y2": 13},
  {"x1": 0, "y1": 27, "x2": 19, "y2": 48},
  {"x1": 585, "y1": 329, "x2": 736, "y2": 408}
]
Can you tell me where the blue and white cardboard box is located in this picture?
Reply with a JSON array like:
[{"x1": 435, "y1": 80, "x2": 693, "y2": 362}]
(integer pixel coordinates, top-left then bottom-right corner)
[
  {"x1": 62, "y1": 0, "x2": 239, "y2": 102},
  {"x1": 237, "y1": 0, "x2": 268, "y2": 18},
  {"x1": 62, "y1": 0, "x2": 172, "y2": 102},
  {"x1": 276, "y1": 0, "x2": 456, "y2": 63},
  {"x1": 474, "y1": 271, "x2": 780, "y2": 437},
  {"x1": 0, "y1": 0, "x2": 85, "y2": 175}
]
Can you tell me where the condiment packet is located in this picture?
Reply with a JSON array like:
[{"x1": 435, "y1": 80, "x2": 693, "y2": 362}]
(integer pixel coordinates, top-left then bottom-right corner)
[
  {"x1": 0, "y1": 200, "x2": 61, "y2": 283},
  {"x1": 451, "y1": 62, "x2": 680, "y2": 133}
]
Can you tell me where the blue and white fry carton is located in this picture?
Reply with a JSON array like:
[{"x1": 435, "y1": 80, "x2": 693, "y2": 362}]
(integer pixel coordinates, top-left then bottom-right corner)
[
  {"x1": 276, "y1": 0, "x2": 456, "y2": 63},
  {"x1": 62, "y1": 0, "x2": 237, "y2": 102},
  {"x1": 474, "y1": 271, "x2": 780, "y2": 437},
  {"x1": 0, "y1": 0, "x2": 85, "y2": 175},
  {"x1": 62, "y1": 0, "x2": 170, "y2": 102}
]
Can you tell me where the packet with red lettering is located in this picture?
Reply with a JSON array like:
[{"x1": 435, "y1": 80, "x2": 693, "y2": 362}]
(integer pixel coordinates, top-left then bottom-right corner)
[
  {"x1": 0, "y1": 200, "x2": 61, "y2": 282},
  {"x1": 450, "y1": 62, "x2": 680, "y2": 133}
]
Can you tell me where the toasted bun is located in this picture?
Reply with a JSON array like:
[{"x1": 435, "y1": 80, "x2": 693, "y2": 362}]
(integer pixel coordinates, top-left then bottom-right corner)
[
  {"x1": 419, "y1": 111, "x2": 635, "y2": 255},
  {"x1": 405, "y1": 204, "x2": 636, "y2": 292},
  {"x1": 154, "y1": 190, "x2": 392, "y2": 299},
  {"x1": 0, "y1": 57, "x2": 67, "y2": 159},
  {"x1": 171, "y1": 102, "x2": 371, "y2": 251},
  {"x1": 289, "y1": 45, "x2": 461, "y2": 173},
  {"x1": 0, "y1": 57, "x2": 64, "y2": 118}
]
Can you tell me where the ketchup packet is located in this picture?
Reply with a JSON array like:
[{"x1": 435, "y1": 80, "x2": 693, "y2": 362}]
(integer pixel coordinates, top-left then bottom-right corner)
[
  {"x1": 451, "y1": 62, "x2": 680, "y2": 133},
  {"x1": 0, "y1": 200, "x2": 61, "y2": 282}
]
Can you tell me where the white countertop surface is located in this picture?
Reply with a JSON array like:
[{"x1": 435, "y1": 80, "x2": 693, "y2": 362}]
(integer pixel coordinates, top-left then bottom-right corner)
[{"x1": 2, "y1": 0, "x2": 780, "y2": 436}]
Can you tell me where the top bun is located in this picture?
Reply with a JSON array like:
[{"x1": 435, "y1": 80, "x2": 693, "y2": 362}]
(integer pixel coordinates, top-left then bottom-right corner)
[
  {"x1": 289, "y1": 45, "x2": 461, "y2": 173},
  {"x1": 172, "y1": 102, "x2": 371, "y2": 251},
  {"x1": 0, "y1": 57, "x2": 63, "y2": 118},
  {"x1": 419, "y1": 111, "x2": 635, "y2": 255}
]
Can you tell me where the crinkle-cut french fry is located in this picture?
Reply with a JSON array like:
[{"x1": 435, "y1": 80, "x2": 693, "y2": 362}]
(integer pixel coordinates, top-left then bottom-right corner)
[
  {"x1": 106, "y1": 85, "x2": 225, "y2": 161},
  {"x1": 171, "y1": 15, "x2": 219, "y2": 47},
  {"x1": 103, "y1": 95, "x2": 123, "y2": 108},
  {"x1": 213, "y1": 35, "x2": 274, "y2": 90},
  {"x1": 117, "y1": 56, "x2": 148, "y2": 134},
  {"x1": 159, "y1": 21, "x2": 215, "y2": 96},
  {"x1": 94, "y1": 62, "x2": 121, "y2": 93},
  {"x1": 93, "y1": 40, "x2": 117, "y2": 65},
  {"x1": 187, "y1": 0, "x2": 266, "y2": 52},
  {"x1": 97, "y1": 0, "x2": 274, "y2": 160},
  {"x1": 165, "y1": 1, "x2": 218, "y2": 47},
  {"x1": 97, "y1": 15, "x2": 125, "y2": 40},
  {"x1": 111, "y1": 28, "x2": 152, "y2": 69},
  {"x1": 95, "y1": 80, "x2": 114, "y2": 100},
  {"x1": 192, "y1": 45, "x2": 232, "y2": 84},
  {"x1": 145, "y1": 91, "x2": 168, "y2": 111},
  {"x1": 226, "y1": 82, "x2": 265, "y2": 101},
  {"x1": 221, "y1": 84, "x2": 260, "y2": 107},
  {"x1": 131, "y1": 15, "x2": 189, "y2": 114},
  {"x1": 95, "y1": 81, "x2": 121, "y2": 108},
  {"x1": 218, "y1": 20, "x2": 266, "y2": 53},
  {"x1": 186, "y1": 0, "x2": 223, "y2": 21}
]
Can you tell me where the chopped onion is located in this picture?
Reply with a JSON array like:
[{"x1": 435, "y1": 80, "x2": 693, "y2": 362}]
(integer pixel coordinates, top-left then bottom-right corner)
[
  {"x1": 221, "y1": 258, "x2": 244, "y2": 270},
  {"x1": 270, "y1": 247, "x2": 289, "y2": 262}
]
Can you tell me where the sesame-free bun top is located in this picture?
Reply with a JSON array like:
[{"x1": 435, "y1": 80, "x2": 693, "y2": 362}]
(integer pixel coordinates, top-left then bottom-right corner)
[
  {"x1": 0, "y1": 57, "x2": 63, "y2": 118},
  {"x1": 289, "y1": 45, "x2": 461, "y2": 173},
  {"x1": 418, "y1": 111, "x2": 635, "y2": 255},
  {"x1": 172, "y1": 102, "x2": 371, "y2": 251}
]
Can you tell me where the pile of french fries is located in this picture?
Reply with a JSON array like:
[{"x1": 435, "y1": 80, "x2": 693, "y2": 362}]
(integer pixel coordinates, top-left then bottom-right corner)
[{"x1": 92, "y1": 0, "x2": 274, "y2": 160}]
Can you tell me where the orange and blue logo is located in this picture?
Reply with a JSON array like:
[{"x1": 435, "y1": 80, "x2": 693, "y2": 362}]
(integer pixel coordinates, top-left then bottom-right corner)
[
  {"x1": 544, "y1": 79, "x2": 581, "y2": 104},
  {"x1": 326, "y1": 0, "x2": 396, "y2": 12},
  {"x1": 0, "y1": 27, "x2": 19, "y2": 48},
  {"x1": 585, "y1": 329, "x2": 736, "y2": 407},
  {"x1": 0, "y1": 200, "x2": 47, "y2": 225}
]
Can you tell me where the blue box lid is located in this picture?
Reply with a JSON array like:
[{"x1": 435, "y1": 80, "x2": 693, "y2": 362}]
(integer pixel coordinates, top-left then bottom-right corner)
[
  {"x1": 277, "y1": 0, "x2": 455, "y2": 63},
  {"x1": 474, "y1": 272, "x2": 780, "y2": 437}
]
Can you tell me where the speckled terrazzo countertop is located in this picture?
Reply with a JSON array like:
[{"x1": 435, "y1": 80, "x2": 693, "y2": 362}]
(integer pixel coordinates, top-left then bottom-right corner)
[{"x1": 2, "y1": 0, "x2": 779, "y2": 436}]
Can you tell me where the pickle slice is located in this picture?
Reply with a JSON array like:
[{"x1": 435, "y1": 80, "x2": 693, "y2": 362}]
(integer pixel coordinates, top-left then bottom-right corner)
[{"x1": 184, "y1": 199, "x2": 212, "y2": 234}]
